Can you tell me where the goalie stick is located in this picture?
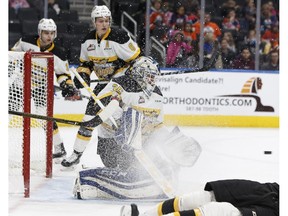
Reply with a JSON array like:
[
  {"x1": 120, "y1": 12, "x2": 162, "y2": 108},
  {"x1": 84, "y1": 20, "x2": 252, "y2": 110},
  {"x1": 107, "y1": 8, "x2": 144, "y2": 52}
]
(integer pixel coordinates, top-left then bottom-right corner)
[
  {"x1": 8, "y1": 110, "x2": 102, "y2": 127},
  {"x1": 70, "y1": 68, "x2": 118, "y2": 128},
  {"x1": 130, "y1": 112, "x2": 176, "y2": 198}
]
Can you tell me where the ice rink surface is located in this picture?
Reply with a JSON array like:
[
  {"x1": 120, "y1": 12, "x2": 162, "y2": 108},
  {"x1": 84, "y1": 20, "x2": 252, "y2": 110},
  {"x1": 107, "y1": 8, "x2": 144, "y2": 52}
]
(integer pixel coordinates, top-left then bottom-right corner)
[{"x1": 8, "y1": 126, "x2": 279, "y2": 216}]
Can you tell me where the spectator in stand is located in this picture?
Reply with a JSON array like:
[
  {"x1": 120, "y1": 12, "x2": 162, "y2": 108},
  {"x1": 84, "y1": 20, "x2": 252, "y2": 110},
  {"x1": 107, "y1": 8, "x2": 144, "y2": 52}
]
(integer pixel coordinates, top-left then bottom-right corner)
[
  {"x1": 220, "y1": 0, "x2": 241, "y2": 17},
  {"x1": 260, "y1": 3, "x2": 278, "y2": 33},
  {"x1": 260, "y1": 50, "x2": 279, "y2": 71},
  {"x1": 162, "y1": 0, "x2": 173, "y2": 27},
  {"x1": 241, "y1": 0, "x2": 256, "y2": 30},
  {"x1": 150, "y1": 0, "x2": 161, "y2": 14},
  {"x1": 169, "y1": 5, "x2": 187, "y2": 30},
  {"x1": 204, "y1": 33, "x2": 222, "y2": 69},
  {"x1": 178, "y1": 0, "x2": 199, "y2": 16},
  {"x1": 150, "y1": 1, "x2": 164, "y2": 31},
  {"x1": 9, "y1": 0, "x2": 30, "y2": 13},
  {"x1": 182, "y1": 0, "x2": 199, "y2": 24},
  {"x1": 232, "y1": 46, "x2": 255, "y2": 70},
  {"x1": 222, "y1": 31, "x2": 236, "y2": 53},
  {"x1": 48, "y1": 0, "x2": 61, "y2": 15},
  {"x1": 186, "y1": 10, "x2": 199, "y2": 25},
  {"x1": 220, "y1": 38, "x2": 236, "y2": 69},
  {"x1": 193, "y1": 13, "x2": 222, "y2": 41},
  {"x1": 267, "y1": 1, "x2": 278, "y2": 17},
  {"x1": 261, "y1": 23, "x2": 279, "y2": 55},
  {"x1": 244, "y1": 29, "x2": 257, "y2": 55},
  {"x1": 222, "y1": 9, "x2": 240, "y2": 32},
  {"x1": 186, "y1": 40, "x2": 199, "y2": 68},
  {"x1": 166, "y1": 30, "x2": 192, "y2": 68},
  {"x1": 183, "y1": 21, "x2": 197, "y2": 42},
  {"x1": 149, "y1": 0, "x2": 170, "y2": 46}
]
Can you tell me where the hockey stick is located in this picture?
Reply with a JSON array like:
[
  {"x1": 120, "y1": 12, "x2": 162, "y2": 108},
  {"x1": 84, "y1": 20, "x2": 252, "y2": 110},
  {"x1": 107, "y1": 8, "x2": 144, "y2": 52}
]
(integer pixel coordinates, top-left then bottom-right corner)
[
  {"x1": 131, "y1": 115, "x2": 176, "y2": 198},
  {"x1": 54, "y1": 85, "x2": 90, "y2": 100},
  {"x1": 9, "y1": 110, "x2": 102, "y2": 127},
  {"x1": 70, "y1": 68, "x2": 118, "y2": 128}
]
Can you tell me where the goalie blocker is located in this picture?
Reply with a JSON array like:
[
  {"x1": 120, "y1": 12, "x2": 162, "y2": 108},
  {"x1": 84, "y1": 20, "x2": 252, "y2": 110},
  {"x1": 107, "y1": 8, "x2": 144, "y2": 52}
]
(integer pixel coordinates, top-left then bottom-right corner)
[{"x1": 73, "y1": 122, "x2": 201, "y2": 200}]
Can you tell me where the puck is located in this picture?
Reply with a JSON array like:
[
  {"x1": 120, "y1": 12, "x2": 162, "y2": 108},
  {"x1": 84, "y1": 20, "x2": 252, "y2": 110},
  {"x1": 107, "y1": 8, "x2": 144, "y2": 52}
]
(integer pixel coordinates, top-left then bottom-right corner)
[{"x1": 264, "y1": 151, "x2": 272, "y2": 154}]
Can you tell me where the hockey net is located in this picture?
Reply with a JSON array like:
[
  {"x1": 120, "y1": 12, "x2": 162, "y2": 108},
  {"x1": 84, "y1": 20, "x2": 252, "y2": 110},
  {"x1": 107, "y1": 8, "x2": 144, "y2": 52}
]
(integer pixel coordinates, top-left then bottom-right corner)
[{"x1": 8, "y1": 51, "x2": 54, "y2": 198}]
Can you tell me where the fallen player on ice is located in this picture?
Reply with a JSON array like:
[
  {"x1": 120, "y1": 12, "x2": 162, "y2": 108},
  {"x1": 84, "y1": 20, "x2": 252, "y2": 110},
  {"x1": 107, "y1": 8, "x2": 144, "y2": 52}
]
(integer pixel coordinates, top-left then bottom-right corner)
[{"x1": 120, "y1": 179, "x2": 279, "y2": 216}]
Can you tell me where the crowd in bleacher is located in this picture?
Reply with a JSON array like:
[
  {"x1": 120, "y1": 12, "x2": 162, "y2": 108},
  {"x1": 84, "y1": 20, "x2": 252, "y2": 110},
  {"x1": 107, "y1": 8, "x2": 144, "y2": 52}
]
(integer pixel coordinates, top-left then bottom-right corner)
[
  {"x1": 144, "y1": 0, "x2": 279, "y2": 70},
  {"x1": 9, "y1": 0, "x2": 279, "y2": 70}
]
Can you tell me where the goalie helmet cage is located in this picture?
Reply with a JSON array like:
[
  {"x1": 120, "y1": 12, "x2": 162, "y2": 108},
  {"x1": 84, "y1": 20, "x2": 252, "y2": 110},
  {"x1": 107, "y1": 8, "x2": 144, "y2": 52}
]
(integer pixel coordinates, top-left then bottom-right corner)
[{"x1": 8, "y1": 51, "x2": 54, "y2": 198}]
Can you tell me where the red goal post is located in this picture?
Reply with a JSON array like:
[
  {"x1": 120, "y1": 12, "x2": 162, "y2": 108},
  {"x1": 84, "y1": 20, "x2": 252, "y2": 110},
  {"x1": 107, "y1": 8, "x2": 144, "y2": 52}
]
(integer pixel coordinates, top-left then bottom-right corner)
[{"x1": 8, "y1": 51, "x2": 54, "y2": 198}]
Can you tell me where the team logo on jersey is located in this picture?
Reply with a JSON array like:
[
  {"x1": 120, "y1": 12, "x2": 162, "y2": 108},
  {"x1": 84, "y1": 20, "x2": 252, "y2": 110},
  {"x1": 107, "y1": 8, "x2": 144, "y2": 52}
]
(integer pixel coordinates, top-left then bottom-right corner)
[
  {"x1": 128, "y1": 43, "x2": 136, "y2": 51},
  {"x1": 138, "y1": 96, "x2": 145, "y2": 104},
  {"x1": 87, "y1": 44, "x2": 96, "y2": 51}
]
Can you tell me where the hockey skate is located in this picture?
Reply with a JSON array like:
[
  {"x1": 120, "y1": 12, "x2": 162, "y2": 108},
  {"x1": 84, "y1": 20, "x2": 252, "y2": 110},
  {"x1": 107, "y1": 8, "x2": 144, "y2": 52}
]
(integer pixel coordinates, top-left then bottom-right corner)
[
  {"x1": 53, "y1": 143, "x2": 67, "y2": 164},
  {"x1": 61, "y1": 150, "x2": 82, "y2": 169},
  {"x1": 120, "y1": 204, "x2": 139, "y2": 216}
]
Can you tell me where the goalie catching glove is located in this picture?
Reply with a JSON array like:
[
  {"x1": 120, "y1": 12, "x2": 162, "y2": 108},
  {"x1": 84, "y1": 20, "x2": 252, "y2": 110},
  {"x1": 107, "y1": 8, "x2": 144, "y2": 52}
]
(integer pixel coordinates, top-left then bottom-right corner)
[{"x1": 60, "y1": 79, "x2": 78, "y2": 98}]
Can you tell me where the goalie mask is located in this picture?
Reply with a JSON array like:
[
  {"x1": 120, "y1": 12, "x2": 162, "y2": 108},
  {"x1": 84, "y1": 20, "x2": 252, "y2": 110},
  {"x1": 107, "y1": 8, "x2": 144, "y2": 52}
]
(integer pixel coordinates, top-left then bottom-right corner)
[
  {"x1": 127, "y1": 56, "x2": 160, "y2": 97},
  {"x1": 91, "y1": 5, "x2": 112, "y2": 24},
  {"x1": 38, "y1": 18, "x2": 57, "y2": 39}
]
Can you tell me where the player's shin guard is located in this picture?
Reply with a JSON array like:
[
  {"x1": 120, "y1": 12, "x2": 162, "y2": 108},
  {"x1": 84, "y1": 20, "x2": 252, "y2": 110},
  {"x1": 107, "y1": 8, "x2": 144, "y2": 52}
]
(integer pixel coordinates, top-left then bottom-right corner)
[{"x1": 73, "y1": 166, "x2": 169, "y2": 200}]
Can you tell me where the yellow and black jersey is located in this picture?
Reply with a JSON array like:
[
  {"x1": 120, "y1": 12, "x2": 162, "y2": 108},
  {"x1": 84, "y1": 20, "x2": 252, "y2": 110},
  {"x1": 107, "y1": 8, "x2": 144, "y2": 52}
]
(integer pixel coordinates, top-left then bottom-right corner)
[
  {"x1": 11, "y1": 35, "x2": 71, "y2": 85},
  {"x1": 79, "y1": 27, "x2": 141, "y2": 79}
]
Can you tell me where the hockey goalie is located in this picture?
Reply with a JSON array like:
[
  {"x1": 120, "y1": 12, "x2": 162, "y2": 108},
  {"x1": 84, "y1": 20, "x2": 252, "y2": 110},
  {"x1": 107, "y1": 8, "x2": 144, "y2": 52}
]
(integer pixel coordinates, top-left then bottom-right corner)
[{"x1": 72, "y1": 56, "x2": 202, "y2": 200}]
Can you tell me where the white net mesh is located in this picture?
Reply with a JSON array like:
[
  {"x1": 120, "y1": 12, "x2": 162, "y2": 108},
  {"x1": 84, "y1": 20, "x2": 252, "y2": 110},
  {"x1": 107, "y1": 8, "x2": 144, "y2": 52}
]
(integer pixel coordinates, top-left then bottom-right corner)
[{"x1": 8, "y1": 51, "x2": 53, "y2": 195}]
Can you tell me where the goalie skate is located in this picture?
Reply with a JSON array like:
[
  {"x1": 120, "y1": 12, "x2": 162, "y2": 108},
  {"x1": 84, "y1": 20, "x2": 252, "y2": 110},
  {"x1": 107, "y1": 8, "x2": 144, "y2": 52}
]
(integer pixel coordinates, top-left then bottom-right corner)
[{"x1": 120, "y1": 204, "x2": 139, "y2": 216}]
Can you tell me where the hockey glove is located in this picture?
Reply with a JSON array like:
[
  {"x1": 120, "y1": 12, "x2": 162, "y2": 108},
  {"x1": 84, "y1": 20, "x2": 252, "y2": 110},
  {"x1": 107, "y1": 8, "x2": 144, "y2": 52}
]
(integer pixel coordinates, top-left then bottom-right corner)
[
  {"x1": 60, "y1": 80, "x2": 77, "y2": 98},
  {"x1": 73, "y1": 72, "x2": 90, "y2": 89}
]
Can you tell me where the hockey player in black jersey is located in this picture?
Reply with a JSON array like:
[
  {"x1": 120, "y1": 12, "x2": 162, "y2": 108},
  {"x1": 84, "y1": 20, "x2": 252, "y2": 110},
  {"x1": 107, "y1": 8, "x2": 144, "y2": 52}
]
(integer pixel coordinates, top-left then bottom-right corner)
[
  {"x1": 120, "y1": 179, "x2": 279, "y2": 216},
  {"x1": 61, "y1": 5, "x2": 142, "y2": 168},
  {"x1": 10, "y1": 18, "x2": 78, "y2": 161}
]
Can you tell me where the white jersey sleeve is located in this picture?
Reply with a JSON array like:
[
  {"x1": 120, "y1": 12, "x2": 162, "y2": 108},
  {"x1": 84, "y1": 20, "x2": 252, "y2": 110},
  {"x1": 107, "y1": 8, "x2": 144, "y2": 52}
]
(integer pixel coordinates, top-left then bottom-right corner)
[{"x1": 112, "y1": 32, "x2": 141, "y2": 62}]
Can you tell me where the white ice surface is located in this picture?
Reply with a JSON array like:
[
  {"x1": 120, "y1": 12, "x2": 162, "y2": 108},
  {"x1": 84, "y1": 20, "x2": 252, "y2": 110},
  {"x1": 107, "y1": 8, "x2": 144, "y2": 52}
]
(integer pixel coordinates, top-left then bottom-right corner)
[{"x1": 8, "y1": 126, "x2": 279, "y2": 216}]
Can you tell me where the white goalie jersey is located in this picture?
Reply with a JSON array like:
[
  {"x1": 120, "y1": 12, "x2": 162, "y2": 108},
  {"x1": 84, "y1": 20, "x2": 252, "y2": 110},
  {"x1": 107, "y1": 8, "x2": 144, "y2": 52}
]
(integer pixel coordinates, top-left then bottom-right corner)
[{"x1": 96, "y1": 75, "x2": 164, "y2": 139}]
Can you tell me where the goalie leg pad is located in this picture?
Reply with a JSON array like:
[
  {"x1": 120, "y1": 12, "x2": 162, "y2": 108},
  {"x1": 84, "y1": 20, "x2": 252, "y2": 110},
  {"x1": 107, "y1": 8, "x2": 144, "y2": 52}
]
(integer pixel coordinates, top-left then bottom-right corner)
[
  {"x1": 73, "y1": 166, "x2": 169, "y2": 200},
  {"x1": 97, "y1": 136, "x2": 136, "y2": 169}
]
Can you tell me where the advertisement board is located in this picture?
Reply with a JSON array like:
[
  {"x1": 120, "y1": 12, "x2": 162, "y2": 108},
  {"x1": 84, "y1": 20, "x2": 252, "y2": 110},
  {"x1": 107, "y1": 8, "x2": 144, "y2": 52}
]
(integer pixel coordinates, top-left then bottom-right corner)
[{"x1": 54, "y1": 70, "x2": 279, "y2": 127}]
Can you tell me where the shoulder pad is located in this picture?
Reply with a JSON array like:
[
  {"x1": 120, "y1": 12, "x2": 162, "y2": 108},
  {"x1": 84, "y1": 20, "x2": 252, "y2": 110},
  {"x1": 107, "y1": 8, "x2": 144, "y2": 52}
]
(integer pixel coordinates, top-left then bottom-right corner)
[
  {"x1": 106, "y1": 28, "x2": 130, "y2": 44},
  {"x1": 21, "y1": 35, "x2": 38, "y2": 45}
]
